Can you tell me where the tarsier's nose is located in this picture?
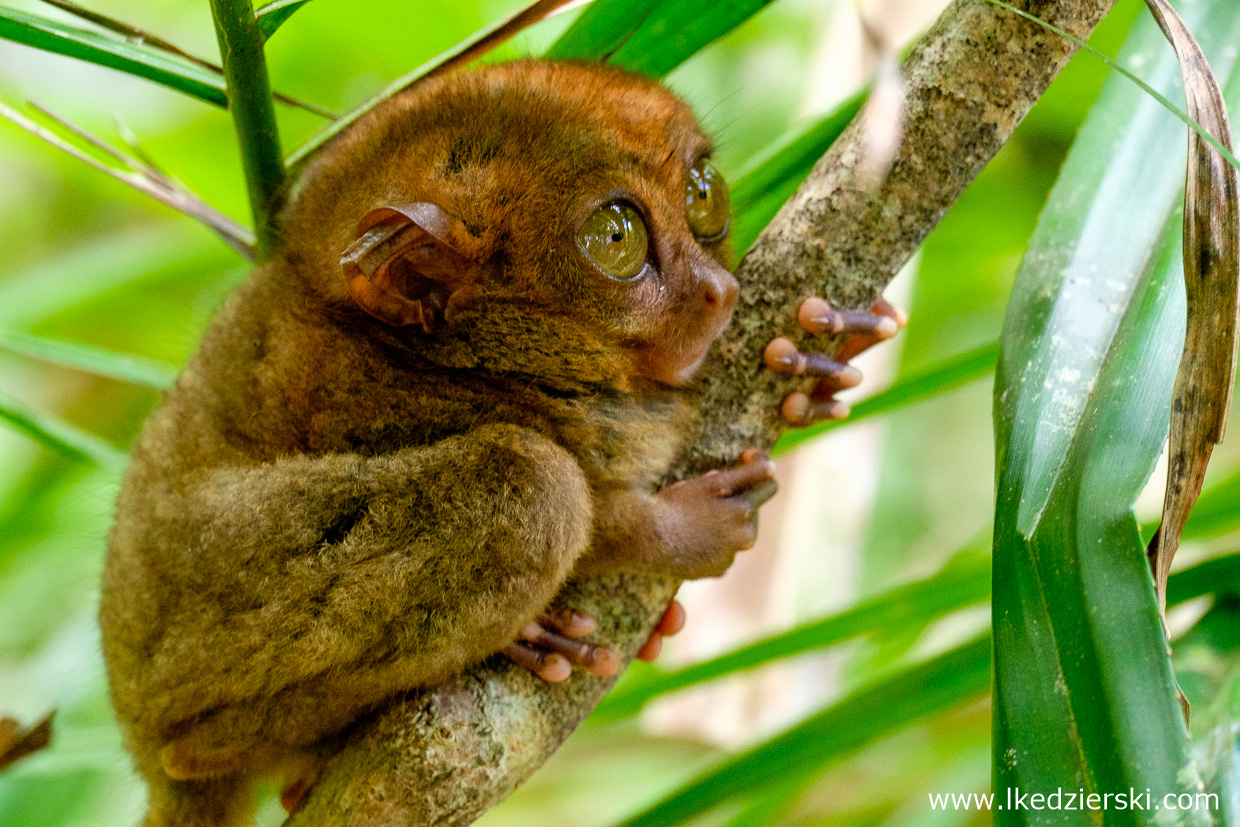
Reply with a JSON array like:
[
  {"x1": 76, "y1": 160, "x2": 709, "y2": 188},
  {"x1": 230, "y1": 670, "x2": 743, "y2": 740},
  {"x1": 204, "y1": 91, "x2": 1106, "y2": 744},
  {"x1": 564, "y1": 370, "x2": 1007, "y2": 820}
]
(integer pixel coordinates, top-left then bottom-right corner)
[{"x1": 700, "y1": 260, "x2": 739, "y2": 316}]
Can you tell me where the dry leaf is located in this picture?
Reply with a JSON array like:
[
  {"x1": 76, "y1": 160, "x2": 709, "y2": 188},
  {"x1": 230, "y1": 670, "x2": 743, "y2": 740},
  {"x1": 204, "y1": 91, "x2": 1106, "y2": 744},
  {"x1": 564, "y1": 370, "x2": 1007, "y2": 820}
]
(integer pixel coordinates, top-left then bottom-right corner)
[
  {"x1": 0, "y1": 712, "x2": 54, "y2": 772},
  {"x1": 1144, "y1": 0, "x2": 1240, "y2": 613}
]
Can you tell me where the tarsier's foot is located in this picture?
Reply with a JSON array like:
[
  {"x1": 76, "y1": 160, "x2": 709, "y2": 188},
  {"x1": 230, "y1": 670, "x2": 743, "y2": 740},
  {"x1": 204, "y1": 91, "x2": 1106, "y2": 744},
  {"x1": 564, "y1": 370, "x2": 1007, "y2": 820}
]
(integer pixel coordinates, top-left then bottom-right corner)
[
  {"x1": 764, "y1": 297, "x2": 907, "y2": 425},
  {"x1": 504, "y1": 609, "x2": 622, "y2": 683},
  {"x1": 506, "y1": 600, "x2": 687, "y2": 681}
]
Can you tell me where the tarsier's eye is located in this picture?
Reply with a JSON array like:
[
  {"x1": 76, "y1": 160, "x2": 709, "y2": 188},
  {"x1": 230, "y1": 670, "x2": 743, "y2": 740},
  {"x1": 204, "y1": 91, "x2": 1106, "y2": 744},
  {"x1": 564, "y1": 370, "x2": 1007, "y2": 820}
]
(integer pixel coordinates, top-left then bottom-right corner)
[
  {"x1": 685, "y1": 158, "x2": 729, "y2": 241},
  {"x1": 578, "y1": 201, "x2": 649, "y2": 281}
]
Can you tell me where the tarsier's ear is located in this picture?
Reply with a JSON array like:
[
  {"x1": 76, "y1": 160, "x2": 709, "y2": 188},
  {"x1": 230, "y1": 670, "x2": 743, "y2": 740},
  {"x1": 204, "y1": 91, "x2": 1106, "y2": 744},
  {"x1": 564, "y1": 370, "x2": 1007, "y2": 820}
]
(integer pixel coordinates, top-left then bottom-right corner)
[{"x1": 340, "y1": 203, "x2": 480, "y2": 332}]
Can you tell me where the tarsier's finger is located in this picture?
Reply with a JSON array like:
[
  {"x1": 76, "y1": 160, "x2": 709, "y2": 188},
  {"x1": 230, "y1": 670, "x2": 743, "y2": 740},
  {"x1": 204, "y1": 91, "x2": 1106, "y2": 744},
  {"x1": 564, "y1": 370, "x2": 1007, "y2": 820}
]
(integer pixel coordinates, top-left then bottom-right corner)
[
  {"x1": 764, "y1": 338, "x2": 862, "y2": 389},
  {"x1": 780, "y1": 391, "x2": 850, "y2": 426},
  {"x1": 541, "y1": 608, "x2": 597, "y2": 638},
  {"x1": 834, "y1": 299, "x2": 908, "y2": 363},
  {"x1": 519, "y1": 622, "x2": 621, "y2": 678},
  {"x1": 636, "y1": 633, "x2": 663, "y2": 662},
  {"x1": 504, "y1": 640, "x2": 572, "y2": 683},
  {"x1": 735, "y1": 478, "x2": 779, "y2": 509},
  {"x1": 798, "y1": 297, "x2": 901, "y2": 340},
  {"x1": 703, "y1": 451, "x2": 777, "y2": 497}
]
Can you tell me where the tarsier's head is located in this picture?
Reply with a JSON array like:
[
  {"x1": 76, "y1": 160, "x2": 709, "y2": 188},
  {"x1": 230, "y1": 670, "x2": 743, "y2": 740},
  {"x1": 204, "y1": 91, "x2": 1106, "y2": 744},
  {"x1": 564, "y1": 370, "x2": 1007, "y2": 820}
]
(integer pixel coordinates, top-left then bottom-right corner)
[{"x1": 284, "y1": 60, "x2": 739, "y2": 387}]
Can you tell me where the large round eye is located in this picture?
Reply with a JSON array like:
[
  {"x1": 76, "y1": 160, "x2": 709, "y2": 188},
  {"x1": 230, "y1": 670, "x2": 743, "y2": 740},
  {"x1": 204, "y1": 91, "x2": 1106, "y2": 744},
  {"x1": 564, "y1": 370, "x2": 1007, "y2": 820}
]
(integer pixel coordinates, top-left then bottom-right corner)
[
  {"x1": 577, "y1": 202, "x2": 649, "y2": 281},
  {"x1": 685, "y1": 158, "x2": 729, "y2": 241}
]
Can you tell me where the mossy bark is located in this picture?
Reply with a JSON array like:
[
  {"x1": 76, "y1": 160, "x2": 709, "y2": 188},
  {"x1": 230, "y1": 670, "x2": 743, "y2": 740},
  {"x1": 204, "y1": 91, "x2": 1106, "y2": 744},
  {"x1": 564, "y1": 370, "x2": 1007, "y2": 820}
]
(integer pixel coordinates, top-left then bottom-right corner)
[{"x1": 288, "y1": 0, "x2": 1117, "y2": 823}]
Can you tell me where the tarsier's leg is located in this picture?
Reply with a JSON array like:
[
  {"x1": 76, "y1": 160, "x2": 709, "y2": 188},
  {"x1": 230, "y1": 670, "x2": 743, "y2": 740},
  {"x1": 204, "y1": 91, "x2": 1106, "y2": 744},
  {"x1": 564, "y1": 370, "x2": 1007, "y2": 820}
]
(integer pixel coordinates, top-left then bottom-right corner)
[
  {"x1": 138, "y1": 752, "x2": 251, "y2": 827},
  {"x1": 765, "y1": 297, "x2": 907, "y2": 424},
  {"x1": 127, "y1": 424, "x2": 592, "y2": 779}
]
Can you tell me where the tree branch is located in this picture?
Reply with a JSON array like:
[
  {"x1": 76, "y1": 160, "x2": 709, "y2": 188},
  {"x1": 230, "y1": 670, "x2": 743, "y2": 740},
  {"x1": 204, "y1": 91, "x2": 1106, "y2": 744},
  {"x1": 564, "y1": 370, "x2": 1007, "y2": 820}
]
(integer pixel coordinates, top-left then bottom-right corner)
[{"x1": 288, "y1": 0, "x2": 1117, "y2": 823}]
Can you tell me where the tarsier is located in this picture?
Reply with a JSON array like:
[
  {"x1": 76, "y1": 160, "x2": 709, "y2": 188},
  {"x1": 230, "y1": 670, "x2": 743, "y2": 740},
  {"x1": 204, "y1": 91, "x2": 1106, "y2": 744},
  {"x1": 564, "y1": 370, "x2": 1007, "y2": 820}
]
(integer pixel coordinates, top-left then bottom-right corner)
[{"x1": 100, "y1": 59, "x2": 902, "y2": 827}]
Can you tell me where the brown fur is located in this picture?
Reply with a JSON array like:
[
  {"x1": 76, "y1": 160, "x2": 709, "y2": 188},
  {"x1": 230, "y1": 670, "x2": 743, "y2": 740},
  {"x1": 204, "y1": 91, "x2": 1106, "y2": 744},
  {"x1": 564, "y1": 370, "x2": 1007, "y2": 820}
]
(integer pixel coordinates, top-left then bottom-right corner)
[{"x1": 101, "y1": 60, "x2": 760, "y2": 826}]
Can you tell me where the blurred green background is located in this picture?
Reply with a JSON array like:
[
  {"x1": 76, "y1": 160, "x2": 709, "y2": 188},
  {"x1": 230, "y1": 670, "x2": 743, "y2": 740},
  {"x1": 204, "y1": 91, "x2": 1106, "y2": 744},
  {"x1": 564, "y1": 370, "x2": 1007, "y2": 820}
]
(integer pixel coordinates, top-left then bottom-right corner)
[{"x1": 3, "y1": 0, "x2": 1234, "y2": 825}]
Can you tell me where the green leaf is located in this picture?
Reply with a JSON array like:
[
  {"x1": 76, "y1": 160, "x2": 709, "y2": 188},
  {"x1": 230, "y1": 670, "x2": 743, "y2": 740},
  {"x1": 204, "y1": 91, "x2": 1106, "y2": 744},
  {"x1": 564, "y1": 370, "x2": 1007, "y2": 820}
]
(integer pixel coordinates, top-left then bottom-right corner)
[
  {"x1": 546, "y1": 0, "x2": 777, "y2": 78},
  {"x1": 255, "y1": 0, "x2": 311, "y2": 41},
  {"x1": 0, "y1": 390, "x2": 126, "y2": 468},
  {"x1": 729, "y1": 92, "x2": 865, "y2": 255},
  {"x1": 991, "y1": 0, "x2": 1240, "y2": 817},
  {"x1": 594, "y1": 551, "x2": 990, "y2": 723},
  {"x1": 615, "y1": 635, "x2": 993, "y2": 827},
  {"x1": 0, "y1": 331, "x2": 176, "y2": 389},
  {"x1": 774, "y1": 341, "x2": 997, "y2": 455},
  {"x1": 0, "y1": 6, "x2": 227, "y2": 108}
]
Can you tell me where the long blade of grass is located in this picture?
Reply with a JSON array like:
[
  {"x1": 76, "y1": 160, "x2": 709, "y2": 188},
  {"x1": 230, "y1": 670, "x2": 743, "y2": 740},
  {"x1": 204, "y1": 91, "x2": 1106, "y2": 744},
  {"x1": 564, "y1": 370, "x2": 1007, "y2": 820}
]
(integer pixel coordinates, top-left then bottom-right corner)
[
  {"x1": 0, "y1": 390, "x2": 125, "y2": 467},
  {"x1": 614, "y1": 635, "x2": 994, "y2": 827},
  {"x1": 985, "y1": 0, "x2": 1240, "y2": 174},
  {"x1": 611, "y1": 556, "x2": 1239, "y2": 827},
  {"x1": 1164, "y1": 553, "x2": 1240, "y2": 607},
  {"x1": 729, "y1": 92, "x2": 866, "y2": 254},
  {"x1": 991, "y1": 0, "x2": 1240, "y2": 816},
  {"x1": 545, "y1": 0, "x2": 777, "y2": 78},
  {"x1": 285, "y1": 0, "x2": 578, "y2": 168},
  {"x1": 1144, "y1": 0, "x2": 1240, "y2": 612},
  {"x1": 0, "y1": 100, "x2": 255, "y2": 258},
  {"x1": 34, "y1": 0, "x2": 333, "y2": 117},
  {"x1": 597, "y1": 544, "x2": 1240, "y2": 725},
  {"x1": 208, "y1": 0, "x2": 283, "y2": 260},
  {"x1": 0, "y1": 5, "x2": 227, "y2": 107},
  {"x1": 592, "y1": 551, "x2": 990, "y2": 723},
  {"x1": 773, "y1": 341, "x2": 997, "y2": 455},
  {"x1": 0, "y1": 332, "x2": 176, "y2": 389}
]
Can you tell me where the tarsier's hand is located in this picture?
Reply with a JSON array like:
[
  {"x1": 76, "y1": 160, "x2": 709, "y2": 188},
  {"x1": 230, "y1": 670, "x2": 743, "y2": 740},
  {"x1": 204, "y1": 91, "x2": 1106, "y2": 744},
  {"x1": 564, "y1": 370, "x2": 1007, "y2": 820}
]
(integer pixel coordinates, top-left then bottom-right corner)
[
  {"x1": 507, "y1": 451, "x2": 777, "y2": 682},
  {"x1": 764, "y1": 297, "x2": 907, "y2": 424},
  {"x1": 656, "y1": 449, "x2": 778, "y2": 578}
]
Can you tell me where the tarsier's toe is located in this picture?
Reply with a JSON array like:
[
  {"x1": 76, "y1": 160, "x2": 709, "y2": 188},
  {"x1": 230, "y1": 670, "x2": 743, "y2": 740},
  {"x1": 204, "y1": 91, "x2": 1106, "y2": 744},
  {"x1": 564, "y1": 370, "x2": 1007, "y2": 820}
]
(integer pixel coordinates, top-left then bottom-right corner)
[
  {"x1": 637, "y1": 599, "x2": 687, "y2": 663},
  {"x1": 780, "y1": 391, "x2": 850, "y2": 426},
  {"x1": 506, "y1": 612, "x2": 621, "y2": 681},
  {"x1": 504, "y1": 640, "x2": 573, "y2": 682}
]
